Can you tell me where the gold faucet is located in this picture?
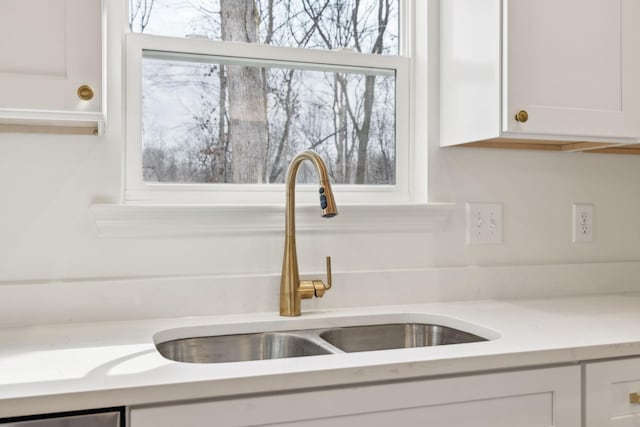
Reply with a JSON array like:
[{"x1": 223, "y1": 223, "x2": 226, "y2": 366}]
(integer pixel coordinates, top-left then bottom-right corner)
[{"x1": 280, "y1": 151, "x2": 338, "y2": 317}]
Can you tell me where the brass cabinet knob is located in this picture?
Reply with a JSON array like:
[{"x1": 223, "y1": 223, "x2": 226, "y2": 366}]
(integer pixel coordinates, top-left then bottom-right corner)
[
  {"x1": 630, "y1": 392, "x2": 640, "y2": 404},
  {"x1": 77, "y1": 85, "x2": 95, "y2": 101},
  {"x1": 515, "y1": 110, "x2": 529, "y2": 123}
]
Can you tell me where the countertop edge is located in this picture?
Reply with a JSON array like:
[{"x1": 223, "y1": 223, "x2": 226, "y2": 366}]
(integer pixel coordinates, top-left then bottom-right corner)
[{"x1": 3, "y1": 342, "x2": 640, "y2": 417}]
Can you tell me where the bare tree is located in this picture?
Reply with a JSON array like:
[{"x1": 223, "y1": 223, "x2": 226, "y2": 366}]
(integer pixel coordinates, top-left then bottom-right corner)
[
  {"x1": 129, "y1": 0, "x2": 156, "y2": 32},
  {"x1": 220, "y1": 0, "x2": 269, "y2": 183},
  {"x1": 134, "y1": 0, "x2": 397, "y2": 185},
  {"x1": 350, "y1": 0, "x2": 391, "y2": 183},
  {"x1": 268, "y1": 69, "x2": 297, "y2": 182},
  {"x1": 217, "y1": 64, "x2": 229, "y2": 181}
]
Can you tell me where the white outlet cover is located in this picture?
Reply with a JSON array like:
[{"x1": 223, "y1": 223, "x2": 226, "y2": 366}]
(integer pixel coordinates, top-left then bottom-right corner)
[
  {"x1": 573, "y1": 203, "x2": 594, "y2": 243},
  {"x1": 466, "y1": 202, "x2": 503, "y2": 244}
]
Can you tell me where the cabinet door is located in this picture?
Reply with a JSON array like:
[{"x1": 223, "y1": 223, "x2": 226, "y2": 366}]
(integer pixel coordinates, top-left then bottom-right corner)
[
  {"x1": 0, "y1": 0, "x2": 102, "y2": 113},
  {"x1": 131, "y1": 366, "x2": 580, "y2": 427},
  {"x1": 505, "y1": 0, "x2": 640, "y2": 139},
  {"x1": 585, "y1": 357, "x2": 640, "y2": 426}
]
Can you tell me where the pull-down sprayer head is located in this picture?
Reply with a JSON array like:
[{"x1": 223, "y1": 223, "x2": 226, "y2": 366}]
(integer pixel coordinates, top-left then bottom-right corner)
[{"x1": 319, "y1": 181, "x2": 338, "y2": 218}]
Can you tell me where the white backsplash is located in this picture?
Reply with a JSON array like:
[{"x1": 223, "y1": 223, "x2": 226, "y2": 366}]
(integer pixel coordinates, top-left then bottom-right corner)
[{"x1": 1, "y1": 260, "x2": 638, "y2": 328}]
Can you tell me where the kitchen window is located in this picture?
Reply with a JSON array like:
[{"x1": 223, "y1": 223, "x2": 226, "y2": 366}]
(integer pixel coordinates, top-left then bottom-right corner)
[{"x1": 125, "y1": 0, "x2": 418, "y2": 205}]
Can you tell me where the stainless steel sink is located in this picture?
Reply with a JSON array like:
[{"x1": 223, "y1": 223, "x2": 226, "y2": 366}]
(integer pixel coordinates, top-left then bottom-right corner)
[
  {"x1": 156, "y1": 332, "x2": 333, "y2": 363},
  {"x1": 156, "y1": 321, "x2": 489, "y2": 363},
  {"x1": 319, "y1": 323, "x2": 487, "y2": 353}
]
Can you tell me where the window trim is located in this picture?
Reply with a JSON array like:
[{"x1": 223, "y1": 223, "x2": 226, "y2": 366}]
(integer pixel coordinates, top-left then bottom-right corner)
[
  {"x1": 124, "y1": 1, "x2": 418, "y2": 205},
  {"x1": 90, "y1": 0, "x2": 451, "y2": 239}
]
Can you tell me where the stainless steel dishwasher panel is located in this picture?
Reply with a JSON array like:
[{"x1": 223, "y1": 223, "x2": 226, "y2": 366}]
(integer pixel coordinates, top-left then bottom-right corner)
[{"x1": 1, "y1": 411, "x2": 121, "y2": 427}]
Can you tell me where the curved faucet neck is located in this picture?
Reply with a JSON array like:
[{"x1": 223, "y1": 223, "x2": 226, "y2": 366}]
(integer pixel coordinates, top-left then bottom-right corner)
[{"x1": 280, "y1": 151, "x2": 337, "y2": 317}]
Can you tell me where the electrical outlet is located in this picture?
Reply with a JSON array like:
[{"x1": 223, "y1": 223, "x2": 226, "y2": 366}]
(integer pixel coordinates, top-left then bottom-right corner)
[
  {"x1": 466, "y1": 203, "x2": 503, "y2": 244},
  {"x1": 572, "y1": 203, "x2": 594, "y2": 243}
]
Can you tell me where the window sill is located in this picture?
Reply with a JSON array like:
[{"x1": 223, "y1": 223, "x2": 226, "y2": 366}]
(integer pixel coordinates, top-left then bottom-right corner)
[{"x1": 89, "y1": 203, "x2": 455, "y2": 238}]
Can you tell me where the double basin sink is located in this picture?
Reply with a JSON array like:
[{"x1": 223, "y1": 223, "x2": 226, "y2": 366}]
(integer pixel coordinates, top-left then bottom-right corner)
[{"x1": 156, "y1": 321, "x2": 490, "y2": 364}]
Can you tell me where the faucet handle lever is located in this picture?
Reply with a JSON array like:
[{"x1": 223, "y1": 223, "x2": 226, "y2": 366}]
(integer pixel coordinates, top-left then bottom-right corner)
[
  {"x1": 325, "y1": 256, "x2": 332, "y2": 290},
  {"x1": 299, "y1": 256, "x2": 333, "y2": 299},
  {"x1": 312, "y1": 256, "x2": 332, "y2": 298}
]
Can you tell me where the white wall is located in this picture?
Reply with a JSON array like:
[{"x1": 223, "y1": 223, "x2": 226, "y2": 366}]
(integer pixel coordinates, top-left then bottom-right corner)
[{"x1": 1, "y1": 0, "x2": 639, "y2": 288}]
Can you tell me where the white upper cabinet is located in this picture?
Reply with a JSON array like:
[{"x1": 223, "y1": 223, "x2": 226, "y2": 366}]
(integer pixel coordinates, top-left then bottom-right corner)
[
  {"x1": 506, "y1": 0, "x2": 640, "y2": 138},
  {"x1": 440, "y1": 0, "x2": 640, "y2": 152},
  {"x1": 0, "y1": 0, "x2": 104, "y2": 135}
]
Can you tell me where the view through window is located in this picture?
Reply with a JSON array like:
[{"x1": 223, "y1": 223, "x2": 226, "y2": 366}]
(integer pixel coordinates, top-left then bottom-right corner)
[{"x1": 130, "y1": 0, "x2": 400, "y2": 186}]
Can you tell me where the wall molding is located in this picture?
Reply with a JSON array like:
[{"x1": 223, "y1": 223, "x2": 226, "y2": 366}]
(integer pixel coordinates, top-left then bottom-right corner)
[{"x1": 89, "y1": 203, "x2": 455, "y2": 238}]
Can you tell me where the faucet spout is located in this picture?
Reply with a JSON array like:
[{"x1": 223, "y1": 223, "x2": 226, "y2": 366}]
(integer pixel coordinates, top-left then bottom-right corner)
[{"x1": 280, "y1": 151, "x2": 338, "y2": 317}]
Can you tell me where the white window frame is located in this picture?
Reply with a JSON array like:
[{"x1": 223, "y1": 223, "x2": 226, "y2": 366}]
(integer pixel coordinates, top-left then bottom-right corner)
[{"x1": 123, "y1": 0, "x2": 421, "y2": 206}]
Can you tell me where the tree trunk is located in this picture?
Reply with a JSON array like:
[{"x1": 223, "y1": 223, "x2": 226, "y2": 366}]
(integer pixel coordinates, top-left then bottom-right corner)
[
  {"x1": 352, "y1": 0, "x2": 389, "y2": 184},
  {"x1": 220, "y1": 0, "x2": 269, "y2": 183},
  {"x1": 334, "y1": 75, "x2": 348, "y2": 183},
  {"x1": 269, "y1": 70, "x2": 295, "y2": 183},
  {"x1": 218, "y1": 64, "x2": 228, "y2": 182},
  {"x1": 355, "y1": 74, "x2": 376, "y2": 184}
]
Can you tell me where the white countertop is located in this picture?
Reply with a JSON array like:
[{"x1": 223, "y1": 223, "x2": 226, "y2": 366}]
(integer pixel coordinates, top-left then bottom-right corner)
[{"x1": 2, "y1": 293, "x2": 640, "y2": 418}]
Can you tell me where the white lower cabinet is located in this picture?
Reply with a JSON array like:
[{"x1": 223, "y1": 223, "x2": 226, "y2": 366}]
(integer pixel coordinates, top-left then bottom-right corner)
[
  {"x1": 130, "y1": 366, "x2": 580, "y2": 427},
  {"x1": 585, "y1": 357, "x2": 640, "y2": 426}
]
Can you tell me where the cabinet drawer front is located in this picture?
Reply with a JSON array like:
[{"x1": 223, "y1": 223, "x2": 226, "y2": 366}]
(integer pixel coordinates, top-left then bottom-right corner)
[
  {"x1": 266, "y1": 393, "x2": 551, "y2": 427},
  {"x1": 585, "y1": 358, "x2": 640, "y2": 426},
  {"x1": 0, "y1": 412, "x2": 120, "y2": 427},
  {"x1": 131, "y1": 366, "x2": 580, "y2": 427}
]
